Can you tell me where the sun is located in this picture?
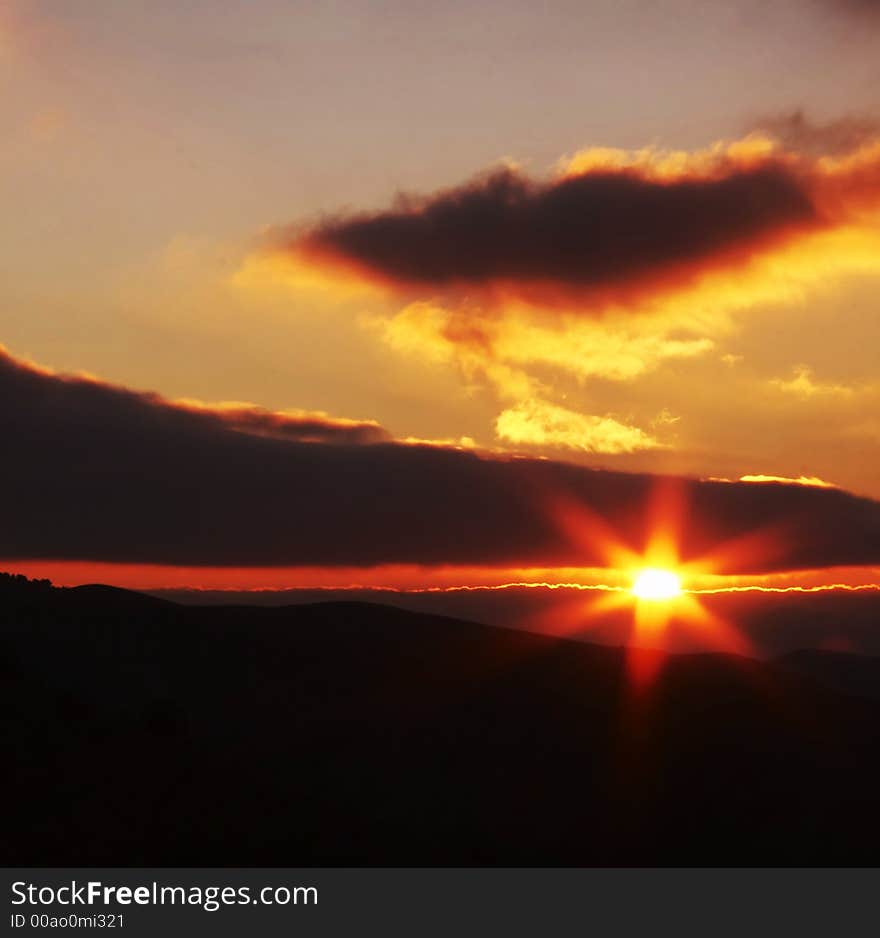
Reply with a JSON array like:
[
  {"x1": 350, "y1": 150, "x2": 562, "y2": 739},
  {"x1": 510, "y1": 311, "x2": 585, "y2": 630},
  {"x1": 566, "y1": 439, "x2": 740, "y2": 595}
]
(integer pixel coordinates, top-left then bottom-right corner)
[
  {"x1": 546, "y1": 477, "x2": 757, "y2": 685},
  {"x1": 631, "y1": 568, "x2": 682, "y2": 601}
]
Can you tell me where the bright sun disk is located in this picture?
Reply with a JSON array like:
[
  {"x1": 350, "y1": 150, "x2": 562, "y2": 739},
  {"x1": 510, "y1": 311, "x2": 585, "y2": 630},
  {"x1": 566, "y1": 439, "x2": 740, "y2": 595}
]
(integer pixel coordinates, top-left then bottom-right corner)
[{"x1": 631, "y1": 568, "x2": 682, "y2": 601}]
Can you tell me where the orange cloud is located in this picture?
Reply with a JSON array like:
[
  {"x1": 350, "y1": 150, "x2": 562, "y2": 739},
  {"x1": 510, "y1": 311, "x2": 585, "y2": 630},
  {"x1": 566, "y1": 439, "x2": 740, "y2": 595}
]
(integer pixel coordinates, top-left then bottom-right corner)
[
  {"x1": 0, "y1": 344, "x2": 391, "y2": 446},
  {"x1": 370, "y1": 301, "x2": 678, "y2": 453},
  {"x1": 495, "y1": 399, "x2": 663, "y2": 455},
  {"x1": 260, "y1": 130, "x2": 880, "y2": 317},
  {"x1": 770, "y1": 365, "x2": 855, "y2": 399},
  {"x1": 245, "y1": 129, "x2": 880, "y2": 460},
  {"x1": 169, "y1": 397, "x2": 390, "y2": 445},
  {"x1": 738, "y1": 474, "x2": 837, "y2": 489}
]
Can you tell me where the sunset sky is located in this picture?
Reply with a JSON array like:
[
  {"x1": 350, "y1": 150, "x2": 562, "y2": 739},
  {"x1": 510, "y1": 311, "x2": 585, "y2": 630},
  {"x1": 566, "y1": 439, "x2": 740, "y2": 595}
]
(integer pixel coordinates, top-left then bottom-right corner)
[{"x1": 2, "y1": 0, "x2": 880, "y2": 638}]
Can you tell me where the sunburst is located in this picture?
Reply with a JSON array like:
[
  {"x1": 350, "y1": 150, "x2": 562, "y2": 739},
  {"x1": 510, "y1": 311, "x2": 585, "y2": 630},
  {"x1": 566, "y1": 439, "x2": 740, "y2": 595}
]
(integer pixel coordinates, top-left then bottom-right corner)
[{"x1": 545, "y1": 477, "x2": 772, "y2": 687}]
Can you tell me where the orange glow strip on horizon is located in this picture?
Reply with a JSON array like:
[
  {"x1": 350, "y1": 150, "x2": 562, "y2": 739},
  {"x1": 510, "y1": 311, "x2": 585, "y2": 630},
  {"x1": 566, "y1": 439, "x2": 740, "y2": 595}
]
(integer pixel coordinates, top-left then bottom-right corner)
[
  {"x1": 2, "y1": 560, "x2": 879, "y2": 596},
  {"x1": 688, "y1": 583, "x2": 880, "y2": 594},
  {"x1": 284, "y1": 581, "x2": 880, "y2": 595}
]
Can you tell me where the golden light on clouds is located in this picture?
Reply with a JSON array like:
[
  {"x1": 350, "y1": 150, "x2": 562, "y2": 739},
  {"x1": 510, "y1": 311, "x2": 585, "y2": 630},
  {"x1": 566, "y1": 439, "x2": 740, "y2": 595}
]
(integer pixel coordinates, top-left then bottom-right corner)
[
  {"x1": 558, "y1": 133, "x2": 783, "y2": 181},
  {"x1": 495, "y1": 399, "x2": 663, "y2": 454},
  {"x1": 364, "y1": 300, "x2": 706, "y2": 453},
  {"x1": 738, "y1": 474, "x2": 837, "y2": 488},
  {"x1": 236, "y1": 130, "x2": 880, "y2": 473},
  {"x1": 233, "y1": 248, "x2": 386, "y2": 302},
  {"x1": 260, "y1": 131, "x2": 880, "y2": 321},
  {"x1": 770, "y1": 365, "x2": 855, "y2": 398}
]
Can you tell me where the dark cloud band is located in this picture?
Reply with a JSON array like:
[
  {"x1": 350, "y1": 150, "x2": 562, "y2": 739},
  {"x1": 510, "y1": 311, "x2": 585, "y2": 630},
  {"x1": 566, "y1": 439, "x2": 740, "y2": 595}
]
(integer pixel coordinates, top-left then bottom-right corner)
[
  {"x1": 1, "y1": 347, "x2": 879, "y2": 573},
  {"x1": 286, "y1": 160, "x2": 818, "y2": 304}
]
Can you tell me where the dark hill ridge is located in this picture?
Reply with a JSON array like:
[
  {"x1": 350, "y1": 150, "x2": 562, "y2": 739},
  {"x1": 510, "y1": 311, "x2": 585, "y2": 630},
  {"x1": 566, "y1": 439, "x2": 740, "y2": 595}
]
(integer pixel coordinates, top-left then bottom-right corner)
[
  {"x1": 3, "y1": 575, "x2": 880, "y2": 865},
  {"x1": 775, "y1": 648, "x2": 880, "y2": 701}
]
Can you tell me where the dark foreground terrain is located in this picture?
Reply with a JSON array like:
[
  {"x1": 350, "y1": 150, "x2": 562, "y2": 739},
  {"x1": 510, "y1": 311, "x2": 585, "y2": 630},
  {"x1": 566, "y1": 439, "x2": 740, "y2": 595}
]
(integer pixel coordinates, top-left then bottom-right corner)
[{"x1": 3, "y1": 573, "x2": 880, "y2": 865}]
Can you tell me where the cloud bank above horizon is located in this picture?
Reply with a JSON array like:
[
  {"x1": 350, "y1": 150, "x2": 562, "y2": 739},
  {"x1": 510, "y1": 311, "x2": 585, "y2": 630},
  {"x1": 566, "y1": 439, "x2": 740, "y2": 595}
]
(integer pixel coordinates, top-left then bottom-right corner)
[{"x1": 2, "y1": 344, "x2": 880, "y2": 574}]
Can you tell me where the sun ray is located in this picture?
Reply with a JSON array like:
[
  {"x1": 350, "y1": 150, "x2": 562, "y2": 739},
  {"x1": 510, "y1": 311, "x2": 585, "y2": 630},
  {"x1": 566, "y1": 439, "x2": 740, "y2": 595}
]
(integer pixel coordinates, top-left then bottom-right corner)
[{"x1": 543, "y1": 475, "x2": 781, "y2": 691}]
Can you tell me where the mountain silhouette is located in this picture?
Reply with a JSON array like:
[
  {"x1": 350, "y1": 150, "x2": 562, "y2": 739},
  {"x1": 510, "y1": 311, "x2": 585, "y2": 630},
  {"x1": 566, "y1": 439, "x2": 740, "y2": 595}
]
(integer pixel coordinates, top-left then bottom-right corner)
[
  {"x1": 3, "y1": 573, "x2": 880, "y2": 865},
  {"x1": 774, "y1": 648, "x2": 880, "y2": 701}
]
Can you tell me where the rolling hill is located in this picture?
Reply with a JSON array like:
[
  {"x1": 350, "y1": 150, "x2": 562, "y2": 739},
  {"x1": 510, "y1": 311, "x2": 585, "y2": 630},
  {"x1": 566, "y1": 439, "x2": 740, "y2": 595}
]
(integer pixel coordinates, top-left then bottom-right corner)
[{"x1": 3, "y1": 573, "x2": 880, "y2": 865}]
